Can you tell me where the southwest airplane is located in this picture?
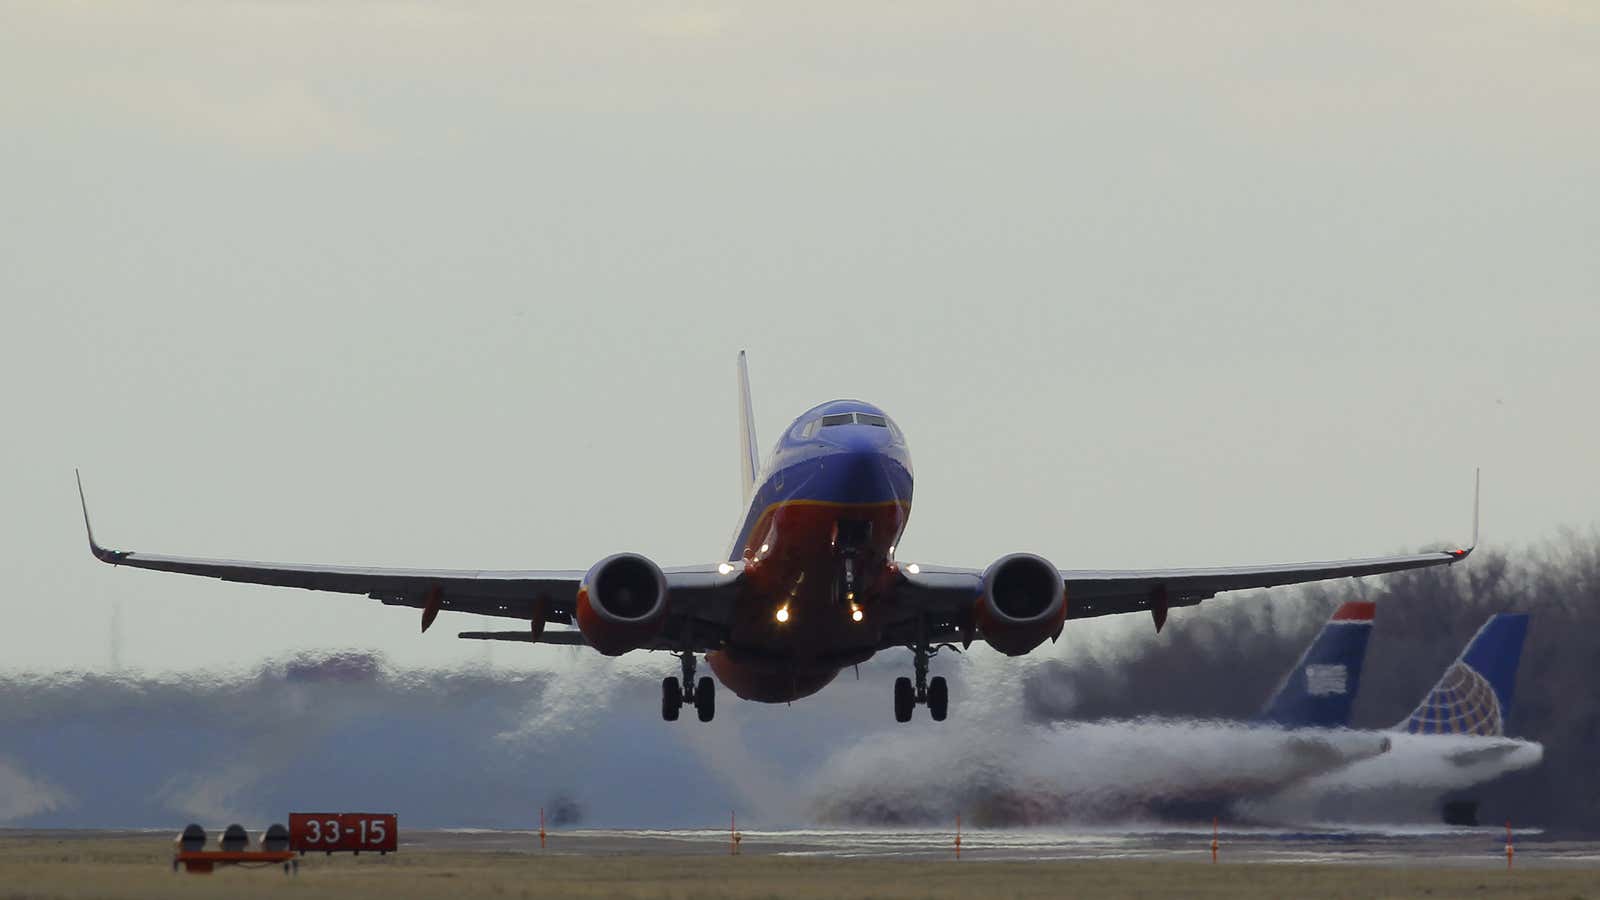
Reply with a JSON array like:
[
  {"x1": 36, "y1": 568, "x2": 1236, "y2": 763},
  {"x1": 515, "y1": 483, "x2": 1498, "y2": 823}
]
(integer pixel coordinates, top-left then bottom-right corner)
[{"x1": 76, "y1": 353, "x2": 1476, "y2": 724}]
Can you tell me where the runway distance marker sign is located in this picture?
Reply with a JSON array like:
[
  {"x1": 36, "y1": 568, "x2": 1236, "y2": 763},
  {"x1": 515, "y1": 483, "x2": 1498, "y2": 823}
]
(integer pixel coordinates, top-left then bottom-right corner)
[{"x1": 288, "y1": 813, "x2": 398, "y2": 854}]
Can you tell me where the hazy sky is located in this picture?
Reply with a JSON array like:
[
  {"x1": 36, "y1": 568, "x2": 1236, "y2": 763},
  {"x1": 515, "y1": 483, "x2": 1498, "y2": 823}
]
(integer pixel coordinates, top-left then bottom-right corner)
[{"x1": 3, "y1": 2, "x2": 1596, "y2": 672}]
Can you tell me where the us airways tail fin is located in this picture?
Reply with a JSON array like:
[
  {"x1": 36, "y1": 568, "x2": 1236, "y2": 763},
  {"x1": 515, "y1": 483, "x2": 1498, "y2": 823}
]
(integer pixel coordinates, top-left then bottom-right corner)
[
  {"x1": 737, "y1": 351, "x2": 759, "y2": 499},
  {"x1": 1258, "y1": 601, "x2": 1375, "y2": 728},
  {"x1": 1396, "y1": 613, "x2": 1530, "y2": 737}
]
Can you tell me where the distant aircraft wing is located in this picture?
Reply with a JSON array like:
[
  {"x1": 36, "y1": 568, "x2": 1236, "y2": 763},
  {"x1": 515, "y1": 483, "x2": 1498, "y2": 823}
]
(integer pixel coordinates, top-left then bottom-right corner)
[{"x1": 76, "y1": 474, "x2": 740, "y2": 647}]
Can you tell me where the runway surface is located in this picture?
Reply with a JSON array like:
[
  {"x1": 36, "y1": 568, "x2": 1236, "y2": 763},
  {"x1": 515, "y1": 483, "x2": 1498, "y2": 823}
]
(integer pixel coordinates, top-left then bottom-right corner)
[
  {"x1": 408, "y1": 825, "x2": 1598, "y2": 868},
  {"x1": 5, "y1": 828, "x2": 1598, "y2": 899}
]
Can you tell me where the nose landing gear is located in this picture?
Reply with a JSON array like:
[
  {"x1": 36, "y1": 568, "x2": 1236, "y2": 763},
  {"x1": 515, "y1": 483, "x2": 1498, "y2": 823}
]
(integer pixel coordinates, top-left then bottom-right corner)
[
  {"x1": 894, "y1": 642, "x2": 950, "y2": 723},
  {"x1": 662, "y1": 652, "x2": 715, "y2": 723}
]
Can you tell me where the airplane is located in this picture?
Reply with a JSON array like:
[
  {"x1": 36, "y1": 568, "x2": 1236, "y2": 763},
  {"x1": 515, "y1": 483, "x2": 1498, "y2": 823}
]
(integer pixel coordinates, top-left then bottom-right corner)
[
  {"x1": 1241, "y1": 612, "x2": 1539, "y2": 825},
  {"x1": 76, "y1": 352, "x2": 1477, "y2": 724}
]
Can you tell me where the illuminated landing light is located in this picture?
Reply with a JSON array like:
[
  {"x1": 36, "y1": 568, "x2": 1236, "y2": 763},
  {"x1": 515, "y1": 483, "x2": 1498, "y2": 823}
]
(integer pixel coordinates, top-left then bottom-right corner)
[
  {"x1": 845, "y1": 591, "x2": 855, "y2": 602},
  {"x1": 759, "y1": 543, "x2": 770, "y2": 554},
  {"x1": 850, "y1": 605, "x2": 864, "y2": 623},
  {"x1": 775, "y1": 605, "x2": 790, "y2": 624},
  {"x1": 717, "y1": 562, "x2": 734, "y2": 575},
  {"x1": 906, "y1": 563, "x2": 921, "y2": 575},
  {"x1": 888, "y1": 545, "x2": 896, "y2": 557}
]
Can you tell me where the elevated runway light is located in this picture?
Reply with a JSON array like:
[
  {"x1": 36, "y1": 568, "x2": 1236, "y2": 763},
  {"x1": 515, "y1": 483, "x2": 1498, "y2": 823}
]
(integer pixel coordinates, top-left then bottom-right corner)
[{"x1": 775, "y1": 605, "x2": 790, "y2": 624}]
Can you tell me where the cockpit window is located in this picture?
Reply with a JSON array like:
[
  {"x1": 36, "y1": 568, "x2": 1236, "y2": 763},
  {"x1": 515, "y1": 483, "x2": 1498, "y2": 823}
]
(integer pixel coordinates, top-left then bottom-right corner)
[{"x1": 818, "y1": 412, "x2": 891, "y2": 428}]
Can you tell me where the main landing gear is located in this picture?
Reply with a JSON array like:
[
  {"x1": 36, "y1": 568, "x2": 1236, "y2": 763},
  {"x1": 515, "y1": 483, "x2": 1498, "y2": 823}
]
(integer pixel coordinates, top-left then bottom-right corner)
[
  {"x1": 662, "y1": 652, "x2": 715, "y2": 723},
  {"x1": 894, "y1": 643, "x2": 948, "y2": 723}
]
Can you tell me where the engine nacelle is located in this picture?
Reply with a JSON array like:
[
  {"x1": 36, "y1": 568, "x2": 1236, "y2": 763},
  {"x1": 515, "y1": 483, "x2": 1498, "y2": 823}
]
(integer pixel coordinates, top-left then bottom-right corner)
[
  {"x1": 576, "y1": 553, "x2": 669, "y2": 656},
  {"x1": 975, "y1": 553, "x2": 1067, "y2": 656}
]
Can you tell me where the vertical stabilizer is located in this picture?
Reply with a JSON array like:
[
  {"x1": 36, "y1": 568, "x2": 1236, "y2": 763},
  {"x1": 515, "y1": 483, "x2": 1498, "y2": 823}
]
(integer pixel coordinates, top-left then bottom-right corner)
[
  {"x1": 1396, "y1": 613, "x2": 1530, "y2": 736},
  {"x1": 737, "y1": 351, "x2": 759, "y2": 498},
  {"x1": 1258, "y1": 601, "x2": 1375, "y2": 728}
]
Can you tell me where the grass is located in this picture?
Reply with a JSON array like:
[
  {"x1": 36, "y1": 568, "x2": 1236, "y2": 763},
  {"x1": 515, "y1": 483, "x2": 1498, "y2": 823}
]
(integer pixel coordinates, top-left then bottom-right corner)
[{"x1": 1, "y1": 833, "x2": 1595, "y2": 899}]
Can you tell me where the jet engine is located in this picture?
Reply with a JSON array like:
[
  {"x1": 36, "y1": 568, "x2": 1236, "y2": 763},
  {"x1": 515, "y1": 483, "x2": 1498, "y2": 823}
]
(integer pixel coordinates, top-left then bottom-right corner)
[
  {"x1": 576, "y1": 553, "x2": 669, "y2": 656},
  {"x1": 975, "y1": 553, "x2": 1066, "y2": 656}
]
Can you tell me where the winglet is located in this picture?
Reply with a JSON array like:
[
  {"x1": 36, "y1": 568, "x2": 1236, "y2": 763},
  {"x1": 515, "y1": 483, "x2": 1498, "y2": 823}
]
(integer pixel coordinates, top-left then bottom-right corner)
[
  {"x1": 1451, "y1": 468, "x2": 1480, "y2": 560},
  {"x1": 75, "y1": 470, "x2": 126, "y2": 563}
]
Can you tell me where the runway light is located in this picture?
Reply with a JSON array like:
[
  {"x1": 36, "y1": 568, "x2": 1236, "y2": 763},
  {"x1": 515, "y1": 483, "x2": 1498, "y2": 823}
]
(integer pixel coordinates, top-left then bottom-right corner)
[
  {"x1": 906, "y1": 563, "x2": 920, "y2": 575},
  {"x1": 851, "y1": 605, "x2": 864, "y2": 623},
  {"x1": 717, "y1": 562, "x2": 734, "y2": 575},
  {"x1": 775, "y1": 605, "x2": 790, "y2": 624}
]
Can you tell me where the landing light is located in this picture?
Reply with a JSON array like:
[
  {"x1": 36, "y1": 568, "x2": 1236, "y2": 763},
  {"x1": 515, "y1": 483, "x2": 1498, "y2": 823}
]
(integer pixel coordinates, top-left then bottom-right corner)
[
  {"x1": 850, "y1": 605, "x2": 864, "y2": 623},
  {"x1": 906, "y1": 563, "x2": 920, "y2": 575},
  {"x1": 775, "y1": 605, "x2": 790, "y2": 624},
  {"x1": 717, "y1": 562, "x2": 734, "y2": 575},
  {"x1": 759, "y1": 543, "x2": 770, "y2": 555}
]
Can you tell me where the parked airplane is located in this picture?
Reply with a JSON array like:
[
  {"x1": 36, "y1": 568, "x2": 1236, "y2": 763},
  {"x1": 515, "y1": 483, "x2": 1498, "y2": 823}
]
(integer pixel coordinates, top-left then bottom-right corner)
[{"x1": 76, "y1": 353, "x2": 1476, "y2": 723}]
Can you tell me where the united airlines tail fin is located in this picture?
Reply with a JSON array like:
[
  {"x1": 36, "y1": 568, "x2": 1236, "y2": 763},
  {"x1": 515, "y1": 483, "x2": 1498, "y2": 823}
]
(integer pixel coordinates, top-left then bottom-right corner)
[
  {"x1": 1396, "y1": 613, "x2": 1530, "y2": 737},
  {"x1": 737, "y1": 351, "x2": 759, "y2": 499},
  {"x1": 1258, "y1": 601, "x2": 1375, "y2": 728}
]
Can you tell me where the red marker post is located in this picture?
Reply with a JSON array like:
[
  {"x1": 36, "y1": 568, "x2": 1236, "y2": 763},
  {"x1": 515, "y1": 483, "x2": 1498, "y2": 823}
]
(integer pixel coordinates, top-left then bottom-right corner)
[
  {"x1": 1506, "y1": 820, "x2": 1514, "y2": 870},
  {"x1": 1211, "y1": 817, "x2": 1219, "y2": 864},
  {"x1": 288, "y1": 813, "x2": 398, "y2": 855},
  {"x1": 955, "y1": 813, "x2": 962, "y2": 860}
]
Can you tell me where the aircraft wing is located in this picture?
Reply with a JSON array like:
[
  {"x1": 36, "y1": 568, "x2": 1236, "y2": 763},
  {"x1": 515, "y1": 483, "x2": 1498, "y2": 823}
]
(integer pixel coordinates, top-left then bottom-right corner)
[
  {"x1": 76, "y1": 475, "x2": 740, "y2": 645},
  {"x1": 893, "y1": 547, "x2": 1470, "y2": 638}
]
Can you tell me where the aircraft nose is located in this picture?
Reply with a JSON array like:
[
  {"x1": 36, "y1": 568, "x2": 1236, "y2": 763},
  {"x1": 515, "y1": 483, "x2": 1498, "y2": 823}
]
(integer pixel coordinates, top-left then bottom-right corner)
[
  {"x1": 822, "y1": 424, "x2": 891, "y2": 455},
  {"x1": 821, "y1": 431, "x2": 907, "y2": 504},
  {"x1": 827, "y1": 447, "x2": 895, "y2": 500}
]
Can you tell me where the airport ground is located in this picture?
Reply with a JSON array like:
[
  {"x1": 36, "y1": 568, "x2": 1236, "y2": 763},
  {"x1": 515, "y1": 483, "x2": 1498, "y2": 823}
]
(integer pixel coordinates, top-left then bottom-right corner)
[{"x1": 3, "y1": 829, "x2": 1597, "y2": 899}]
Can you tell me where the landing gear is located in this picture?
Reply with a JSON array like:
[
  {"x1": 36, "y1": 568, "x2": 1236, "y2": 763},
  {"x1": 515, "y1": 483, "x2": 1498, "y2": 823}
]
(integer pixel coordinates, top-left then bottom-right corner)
[
  {"x1": 695, "y1": 676, "x2": 716, "y2": 722},
  {"x1": 894, "y1": 676, "x2": 914, "y2": 722},
  {"x1": 892, "y1": 641, "x2": 951, "y2": 723},
  {"x1": 662, "y1": 653, "x2": 716, "y2": 723},
  {"x1": 928, "y1": 676, "x2": 948, "y2": 721},
  {"x1": 661, "y1": 676, "x2": 681, "y2": 721}
]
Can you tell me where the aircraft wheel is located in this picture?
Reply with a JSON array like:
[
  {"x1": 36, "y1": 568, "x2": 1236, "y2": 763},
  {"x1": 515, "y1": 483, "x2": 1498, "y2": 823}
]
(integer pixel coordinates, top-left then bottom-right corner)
[
  {"x1": 894, "y1": 676, "x2": 914, "y2": 723},
  {"x1": 928, "y1": 676, "x2": 948, "y2": 722},
  {"x1": 662, "y1": 677, "x2": 682, "y2": 721},
  {"x1": 695, "y1": 676, "x2": 716, "y2": 722}
]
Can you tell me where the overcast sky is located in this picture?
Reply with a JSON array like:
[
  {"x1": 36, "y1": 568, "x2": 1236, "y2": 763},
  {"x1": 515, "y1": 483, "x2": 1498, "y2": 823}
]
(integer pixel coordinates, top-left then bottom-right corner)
[{"x1": 3, "y1": 2, "x2": 1596, "y2": 672}]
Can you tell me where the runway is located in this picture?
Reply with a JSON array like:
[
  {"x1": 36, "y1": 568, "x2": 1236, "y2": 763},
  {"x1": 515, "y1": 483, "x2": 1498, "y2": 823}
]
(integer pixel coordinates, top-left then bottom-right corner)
[
  {"x1": 5, "y1": 827, "x2": 1598, "y2": 899},
  {"x1": 408, "y1": 824, "x2": 1598, "y2": 868}
]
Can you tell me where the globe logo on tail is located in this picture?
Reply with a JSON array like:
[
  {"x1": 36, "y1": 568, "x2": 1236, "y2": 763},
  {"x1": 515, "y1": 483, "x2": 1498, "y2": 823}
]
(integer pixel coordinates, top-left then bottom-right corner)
[{"x1": 1403, "y1": 662, "x2": 1504, "y2": 736}]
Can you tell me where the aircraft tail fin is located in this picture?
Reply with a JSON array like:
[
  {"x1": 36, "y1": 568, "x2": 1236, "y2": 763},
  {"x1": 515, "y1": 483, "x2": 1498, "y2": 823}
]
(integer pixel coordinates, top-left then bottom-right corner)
[
  {"x1": 1396, "y1": 613, "x2": 1530, "y2": 736},
  {"x1": 737, "y1": 351, "x2": 758, "y2": 498},
  {"x1": 1258, "y1": 600, "x2": 1375, "y2": 728}
]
